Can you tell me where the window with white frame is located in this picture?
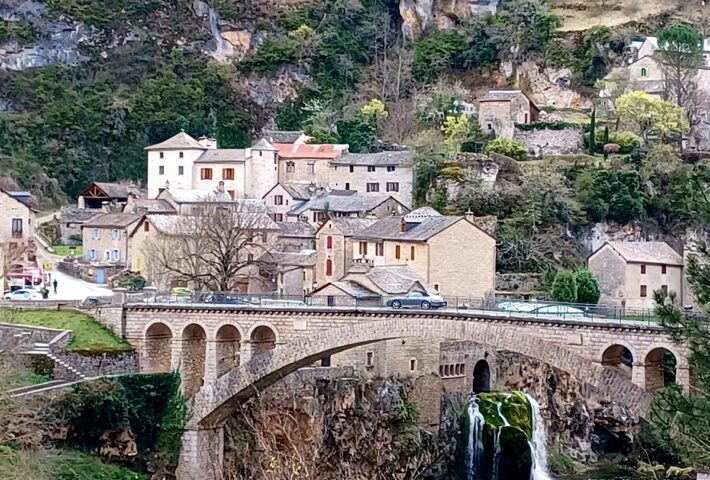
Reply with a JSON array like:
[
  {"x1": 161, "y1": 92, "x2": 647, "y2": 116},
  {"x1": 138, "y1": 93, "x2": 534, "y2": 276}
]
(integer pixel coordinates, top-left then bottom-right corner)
[
  {"x1": 111, "y1": 249, "x2": 120, "y2": 261},
  {"x1": 112, "y1": 229, "x2": 119, "y2": 240},
  {"x1": 93, "y1": 229, "x2": 101, "y2": 240},
  {"x1": 104, "y1": 250, "x2": 110, "y2": 261},
  {"x1": 89, "y1": 249, "x2": 97, "y2": 260}
]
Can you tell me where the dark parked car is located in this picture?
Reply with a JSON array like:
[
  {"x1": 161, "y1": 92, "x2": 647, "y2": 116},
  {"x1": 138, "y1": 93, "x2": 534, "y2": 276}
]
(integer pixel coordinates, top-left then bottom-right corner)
[
  {"x1": 386, "y1": 291, "x2": 447, "y2": 310},
  {"x1": 199, "y1": 293, "x2": 255, "y2": 306}
]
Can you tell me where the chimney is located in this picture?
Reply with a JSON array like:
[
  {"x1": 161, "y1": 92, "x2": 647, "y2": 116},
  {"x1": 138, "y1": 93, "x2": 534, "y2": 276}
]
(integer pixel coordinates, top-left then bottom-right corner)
[
  {"x1": 465, "y1": 210, "x2": 474, "y2": 222},
  {"x1": 198, "y1": 136, "x2": 218, "y2": 149},
  {"x1": 400, "y1": 217, "x2": 407, "y2": 232},
  {"x1": 101, "y1": 201, "x2": 111, "y2": 213}
]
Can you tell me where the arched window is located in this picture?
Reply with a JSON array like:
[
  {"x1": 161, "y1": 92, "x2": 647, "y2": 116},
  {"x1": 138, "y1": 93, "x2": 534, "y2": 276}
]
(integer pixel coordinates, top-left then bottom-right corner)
[
  {"x1": 326, "y1": 236, "x2": 333, "y2": 249},
  {"x1": 640, "y1": 67, "x2": 648, "y2": 78},
  {"x1": 326, "y1": 259, "x2": 333, "y2": 276}
]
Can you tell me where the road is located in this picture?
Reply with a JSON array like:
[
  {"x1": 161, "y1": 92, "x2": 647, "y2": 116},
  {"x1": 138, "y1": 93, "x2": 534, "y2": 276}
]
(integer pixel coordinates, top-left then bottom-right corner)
[{"x1": 34, "y1": 242, "x2": 112, "y2": 301}]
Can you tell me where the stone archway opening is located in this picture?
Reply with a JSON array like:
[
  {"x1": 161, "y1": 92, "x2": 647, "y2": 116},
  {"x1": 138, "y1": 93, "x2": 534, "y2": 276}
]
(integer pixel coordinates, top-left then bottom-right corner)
[
  {"x1": 473, "y1": 359, "x2": 491, "y2": 393},
  {"x1": 645, "y1": 347, "x2": 677, "y2": 392},
  {"x1": 602, "y1": 344, "x2": 634, "y2": 379},
  {"x1": 144, "y1": 322, "x2": 173, "y2": 373},
  {"x1": 250, "y1": 326, "x2": 276, "y2": 356},
  {"x1": 181, "y1": 324, "x2": 207, "y2": 396},
  {"x1": 216, "y1": 325, "x2": 241, "y2": 378}
]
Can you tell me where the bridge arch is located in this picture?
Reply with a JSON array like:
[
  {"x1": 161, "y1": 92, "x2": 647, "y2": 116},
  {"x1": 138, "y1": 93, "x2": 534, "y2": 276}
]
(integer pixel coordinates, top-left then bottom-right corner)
[
  {"x1": 472, "y1": 359, "x2": 491, "y2": 393},
  {"x1": 248, "y1": 324, "x2": 278, "y2": 357},
  {"x1": 192, "y1": 318, "x2": 652, "y2": 427},
  {"x1": 143, "y1": 321, "x2": 173, "y2": 373},
  {"x1": 643, "y1": 345, "x2": 679, "y2": 393},
  {"x1": 215, "y1": 324, "x2": 242, "y2": 378},
  {"x1": 181, "y1": 323, "x2": 207, "y2": 396},
  {"x1": 600, "y1": 343, "x2": 635, "y2": 379}
]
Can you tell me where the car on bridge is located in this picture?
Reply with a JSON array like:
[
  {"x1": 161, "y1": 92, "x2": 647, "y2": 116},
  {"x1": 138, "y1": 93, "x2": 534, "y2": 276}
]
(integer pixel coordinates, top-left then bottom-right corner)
[
  {"x1": 386, "y1": 291, "x2": 447, "y2": 310},
  {"x1": 198, "y1": 293, "x2": 256, "y2": 306}
]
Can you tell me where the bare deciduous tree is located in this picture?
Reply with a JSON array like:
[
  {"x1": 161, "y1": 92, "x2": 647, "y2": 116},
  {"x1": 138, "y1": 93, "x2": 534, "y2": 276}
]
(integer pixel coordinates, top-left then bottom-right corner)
[{"x1": 143, "y1": 203, "x2": 277, "y2": 292}]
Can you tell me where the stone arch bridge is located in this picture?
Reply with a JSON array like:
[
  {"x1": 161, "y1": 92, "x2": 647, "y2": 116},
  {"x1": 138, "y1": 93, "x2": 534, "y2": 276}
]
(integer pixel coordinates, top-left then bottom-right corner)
[{"x1": 116, "y1": 304, "x2": 690, "y2": 480}]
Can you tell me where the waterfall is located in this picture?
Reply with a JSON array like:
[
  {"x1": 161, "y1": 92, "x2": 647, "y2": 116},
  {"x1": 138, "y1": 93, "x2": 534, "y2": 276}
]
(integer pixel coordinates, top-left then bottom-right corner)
[
  {"x1": 466, "y1": 397, "x2": 486, "y2": 480},
  {"x1": 491, "y1": 401, "x2": 509, "y2": 480},
  {"x1": 525, "y1": 393, "x2": 553, "y2": 480}
]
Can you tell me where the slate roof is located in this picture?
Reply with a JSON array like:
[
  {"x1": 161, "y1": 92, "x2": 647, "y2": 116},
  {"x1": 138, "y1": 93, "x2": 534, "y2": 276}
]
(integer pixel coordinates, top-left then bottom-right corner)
[
  {"x1": 364, "y1": 265, "x2": 432, "y2": 295},
  {"x1": 194, "y1": 149, "x2": 249, "y2": 164},
  {"x1": 252, "y1": 138, "x2": 278, "y2": 151},
  {"x1": 258, "y1": 251, "x2": 316, "y2": 267},
  {"x1": 263, "y1": 130, "x2": 306, "y2": 144},
  {"x1": 274, "y1": 143, "x2": 346, "y2": 159},
  {"x1": 124, "y1": 199, "x2": 176, "y2": 215},
  {"x1": 404, "y1": 206, "x2": 442, "y2": 222},
  {"x1": 479, "y1": 90, "x2": 526, "y2": 102},
  {"x1": 82, "y1": 213, "x2": 142, "y2": 229},
  {"x1": 327, "y1": 281, "x2": 380, "y2": 298},
  {"x1": 330, "y1": 150, "x2": 413, "y2": 167},
  {"x1": 144, "y1": 132, "x2": 207, "y2": 151},
  {"x1": 147, "y1": 209, "x2": 278, "y2": 234},
  {"x1": 276, "y1": 221, "x2": 316, "y2": 239},
  {"x1": 327, "y1": 217, "x2": 378, "y2": 236},
  {"x1": 289, "y1": 193, "x2": 395, "y2": 216},
  {"x1": 605, "y1": 241, "x2": 684, "y2": 266},
  {"x1": 162, "y1": 188, "x2": 234, "y2": 203},
  {"x1": 354, "y1": 215, "x2": 462, "y2": 242},
  {"x1": 282, "y1": 183, "x2": 316, "y2": 200},
  {"x1": 60, "y1": 207, "x2": 103, "y2": 224}
]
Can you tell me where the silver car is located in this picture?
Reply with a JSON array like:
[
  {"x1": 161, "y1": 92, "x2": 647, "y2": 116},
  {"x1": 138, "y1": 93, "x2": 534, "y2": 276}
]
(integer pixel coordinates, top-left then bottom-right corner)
[{"x1": 386, "y1": 291, "x2": 447, "y2": 310}]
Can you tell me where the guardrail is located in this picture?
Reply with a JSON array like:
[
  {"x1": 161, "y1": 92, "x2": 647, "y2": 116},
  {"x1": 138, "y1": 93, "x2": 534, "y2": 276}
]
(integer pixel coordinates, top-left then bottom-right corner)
[{"x1": 121, "y1": 291, "x2": 696, "y2": 326}]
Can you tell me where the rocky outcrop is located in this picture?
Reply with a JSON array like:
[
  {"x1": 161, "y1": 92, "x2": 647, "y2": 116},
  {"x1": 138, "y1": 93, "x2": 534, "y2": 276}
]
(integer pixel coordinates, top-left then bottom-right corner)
[
  {"x1": 514, "y1": 126, "x2": 584, "y2": 157},
  {"x1": 400, "y1": 0, "x2": 500, "y2": 37},
  {"x1": 496, "y1": 351, "x2": 638, "y2": 463}
]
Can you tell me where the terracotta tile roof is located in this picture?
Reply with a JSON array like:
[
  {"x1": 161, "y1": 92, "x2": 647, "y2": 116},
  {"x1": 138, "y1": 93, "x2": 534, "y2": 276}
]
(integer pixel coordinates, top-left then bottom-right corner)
[
  {"x1": 605, "y1": 241, "x2": 684, "y2": 266},
  {"x1": 273, "y1": 143, "x2": 347, "y2": 160}
]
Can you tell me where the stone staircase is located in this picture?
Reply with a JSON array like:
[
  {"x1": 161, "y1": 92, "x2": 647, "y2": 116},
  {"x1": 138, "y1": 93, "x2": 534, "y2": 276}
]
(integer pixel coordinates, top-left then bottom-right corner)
[{"x1": 26, "y1": 341, "x2": 86, "y2": 380}]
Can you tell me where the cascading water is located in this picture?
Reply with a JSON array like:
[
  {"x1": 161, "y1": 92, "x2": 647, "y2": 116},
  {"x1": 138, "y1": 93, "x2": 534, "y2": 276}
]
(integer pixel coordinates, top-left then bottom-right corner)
[
  {"x1": 491, "y1": 401, "x2": 509, "y2": 480},
  {"x1": 525, "y1": 393, "x2": 553, "y2": 480},
  {"x1": 466, "y1": 397, "x2": 486, "y2": 480},
  {"x1": 465, "y1": 393, "x2": 552, "y2": 480}
]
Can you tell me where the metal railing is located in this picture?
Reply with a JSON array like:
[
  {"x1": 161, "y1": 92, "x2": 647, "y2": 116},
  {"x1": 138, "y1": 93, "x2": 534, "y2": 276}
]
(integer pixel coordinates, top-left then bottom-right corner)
[{"x1": 119, "y1": 291, "x2": 694, "y2": 326}]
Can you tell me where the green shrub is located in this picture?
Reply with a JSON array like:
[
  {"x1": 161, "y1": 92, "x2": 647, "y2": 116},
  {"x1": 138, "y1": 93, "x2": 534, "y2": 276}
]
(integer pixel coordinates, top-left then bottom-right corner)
[
  {"x1": 575, "y1": 269, "x2": 601, "y2": 304},
  {"x1": 610, "y1": 131, "x2": 641, "y2": 154},
  {"x1": 118, "y1": 275, "x2": 146, "y2": 291},
  {"x1": 336, "y1": 116, "x2": 376, "y2": 153},
  {"x1": 241, "y1": 36, "x2": 298, "y2": 74},
  {"x1": 484, "y1": 137, "x2": 529, "y2": 161},
  {"x1": 412, "y1": 29, "x2": 467, "y2": 82},
  {"x1": 551, "y1": 270, "x2": 578, "y2": 303},
  {"x1": 515, "y1": 121, "x2": 582, "y2": 131}
]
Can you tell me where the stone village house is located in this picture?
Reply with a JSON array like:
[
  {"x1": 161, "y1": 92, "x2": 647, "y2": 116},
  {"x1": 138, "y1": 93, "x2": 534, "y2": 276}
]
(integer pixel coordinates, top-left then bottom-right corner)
[
  {"x1": 588, "y1": 241, "x2": 684, "y2": 311},
  {"x1": 478, "y1": 90, "x2": 539, "y2": 140},
  {"x1": 81, "y1": 213, "x2": 142, "y2": 267},
  {"x1": 314, "y1": 208, "x2": 496, "y2": 299},
  {"x1": 0, "y1": 189, "x2": 36, "y2": 287},
  {"x1": 286, "y1": 191, "x2": 409, "y2": 226}
]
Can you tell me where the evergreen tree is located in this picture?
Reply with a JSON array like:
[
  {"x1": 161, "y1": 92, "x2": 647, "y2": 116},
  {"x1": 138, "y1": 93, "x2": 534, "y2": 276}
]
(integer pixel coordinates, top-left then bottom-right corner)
[
  {"x1": 551, "y1": 270, "x2": 578, "y2": 303},
  {"x1": 588, "y1": 109, "x2": 596, "y2": 155},
  {"x1": 602, "y1": 126, "x2": 610, "y2": 160},
  {"x1": 651, "y1": 242, "x2": 710, "y2": 466},
  {"x1": 575, "y1": 269, "x2": 601, "y2": 304}
]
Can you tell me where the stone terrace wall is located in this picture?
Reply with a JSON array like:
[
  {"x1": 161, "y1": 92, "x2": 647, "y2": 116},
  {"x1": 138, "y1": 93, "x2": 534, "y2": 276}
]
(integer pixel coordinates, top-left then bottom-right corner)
[
  {"x1": 54, "y1": 349, "x2": 138, "y2": 377},
  {"x1": 0, "y1": 322, "x2": 66, "y2": 347},
  {"x1": 514, "y1": 126, "x2": 583, "y2": 156}
]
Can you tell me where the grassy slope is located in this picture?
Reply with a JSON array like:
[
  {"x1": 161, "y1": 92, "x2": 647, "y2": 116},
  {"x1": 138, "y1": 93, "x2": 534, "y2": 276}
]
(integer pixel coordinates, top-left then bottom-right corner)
[
  {"x1": 551, "y1": 0, "x2": 710, "y2": 32},
  {"x1": 0, "y1": 448, "x2": 148, "y2": 480},
  {"x1": 50, "y1": 245, "x2": 83, "y2": 257},
  {"x1": 0, "y1": 309, "x2": 132, "y2": 352}
]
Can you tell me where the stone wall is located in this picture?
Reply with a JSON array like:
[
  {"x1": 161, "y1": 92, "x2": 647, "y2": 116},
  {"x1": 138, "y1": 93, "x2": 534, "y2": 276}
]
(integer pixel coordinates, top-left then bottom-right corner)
[
  {"x1": 58, "y1": 258, "x2": 123, "y2": 284},
  {"x1": 53, "y1": 349, "x2": 138, "y2": 377},
  {"x1": 0, "y1": 322, "x2": 66, "y2": 347},
  {"x1": 513, "y1": 126, "x2": 583, "y2": 156}
]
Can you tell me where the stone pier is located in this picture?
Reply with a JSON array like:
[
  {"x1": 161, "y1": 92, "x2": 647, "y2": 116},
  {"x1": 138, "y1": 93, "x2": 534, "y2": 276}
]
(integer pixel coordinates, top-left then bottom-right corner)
[{"x1": 176, "y1": 426, "x2": 224, "y2": 480}]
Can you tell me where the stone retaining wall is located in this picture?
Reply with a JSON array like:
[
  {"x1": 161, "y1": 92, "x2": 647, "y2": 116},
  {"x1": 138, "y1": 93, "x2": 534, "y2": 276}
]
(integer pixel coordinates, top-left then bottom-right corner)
[
  {"x1": 514, "y1": 126, "x2": 583, "y2": 156},
  {"x1": 52, "y1": 349, "x2": 139, "y2": 377}
]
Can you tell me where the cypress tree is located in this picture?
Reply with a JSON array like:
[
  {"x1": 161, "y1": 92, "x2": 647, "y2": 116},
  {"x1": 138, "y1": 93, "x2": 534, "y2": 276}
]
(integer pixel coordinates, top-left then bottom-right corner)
[
  {"x1": 603, "y1": 125, "x2": 610, "y2": 159},
  {"x1": 588, "y1": 109, "x2": 597, "y2": 155}
]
